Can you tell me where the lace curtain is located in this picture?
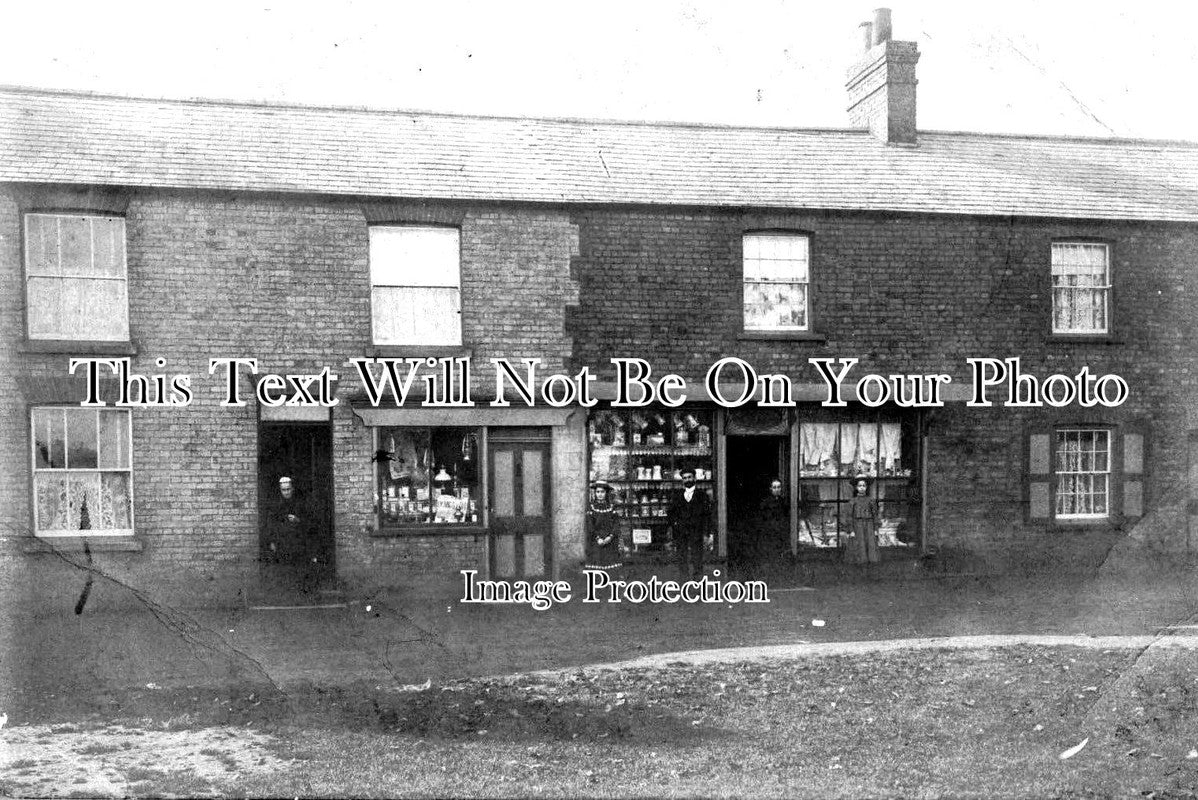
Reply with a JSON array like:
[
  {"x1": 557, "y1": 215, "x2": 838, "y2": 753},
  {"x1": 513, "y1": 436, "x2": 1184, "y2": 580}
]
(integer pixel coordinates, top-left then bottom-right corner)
[{"x1": 800, "y1": 422, "x2": 902, "y2": 476}]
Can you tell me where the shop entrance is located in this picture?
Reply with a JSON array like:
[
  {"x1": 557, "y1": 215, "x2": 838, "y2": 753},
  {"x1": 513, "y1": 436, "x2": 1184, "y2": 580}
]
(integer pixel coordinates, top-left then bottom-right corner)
[
  {"x1": 725, "y1": 435, "x2": 789, "y2": 573},
  {"x1": 488, "y1": 428, "x2": 552, "y2": 579},
  {"x1": 257, "y1": 421, "x2": 335, "y2": 599}
]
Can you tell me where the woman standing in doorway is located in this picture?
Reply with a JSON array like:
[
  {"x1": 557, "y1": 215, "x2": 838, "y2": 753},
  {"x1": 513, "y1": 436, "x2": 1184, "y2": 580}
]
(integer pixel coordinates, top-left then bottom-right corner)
[{"x1": 757, "y1": 477, "x2": 791, "y2": 563}]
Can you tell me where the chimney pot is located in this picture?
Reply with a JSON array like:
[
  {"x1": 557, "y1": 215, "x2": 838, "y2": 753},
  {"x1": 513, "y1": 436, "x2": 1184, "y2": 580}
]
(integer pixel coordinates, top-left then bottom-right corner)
[
  {"x1": 845, "y1": 9, "x2": 919, "y2": 145},
  {"x1": 872, "y1": 8, "x2": 892, "y2": 45},
  {"x1": 859, "y1": 21, "x2": 874, "y2": 52}
]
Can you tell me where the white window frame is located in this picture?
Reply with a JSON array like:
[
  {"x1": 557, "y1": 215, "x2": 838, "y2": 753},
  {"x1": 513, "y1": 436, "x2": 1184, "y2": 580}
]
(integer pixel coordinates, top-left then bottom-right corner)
[
  {"x1": 24, "y1": 212, "x2": 130, "y2": 342},
  {"x1": 743, "y1": 232, "x2": 810, "y2": 332},
  {"x1": 31, "y1": 407, "x2": 135, "y2": 537},
  {"x1": 369, "y1": 225, "x2": 462, "y2": 346},
  {"x1": 1054, "y1": 428, "x2": 1110, "y2": 521},
  {"x1": 1051, "y1": 242, "x2": 1110, "y2": 335}
]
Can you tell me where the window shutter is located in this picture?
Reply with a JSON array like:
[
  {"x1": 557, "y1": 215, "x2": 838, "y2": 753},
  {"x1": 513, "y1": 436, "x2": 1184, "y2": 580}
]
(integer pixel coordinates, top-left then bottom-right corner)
[
  {"x1": 1122, "y1": 431, "x2": 1144, "y2": 519},
  {"x1": 1028, "y1": 433, "x2": 1051, "y2": 520}
]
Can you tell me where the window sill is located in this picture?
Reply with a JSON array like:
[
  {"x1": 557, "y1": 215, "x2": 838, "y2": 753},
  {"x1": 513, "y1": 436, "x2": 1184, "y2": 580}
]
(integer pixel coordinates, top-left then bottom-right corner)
[
  {"x1": 738, "y1": 331, "x2": 827, "y2": 343},
  {"x1": 367, "y1": 345, "x2": 473, "y2": 359},
  {"x1": 23, "y1": 536, "x2": 144, "y2": 554},
  {"x1": 372, "y1": 524, "x2": 487, "y2": 537},
  {"x1": 1046, "y1": 518, "x2": 1120, "y2": 531},
  {"x1": 19, "y1": 340, "x2": 138, "y2": 356},
  {"x1": 1046, "y1": 334, "x2": 1123, "y2": 345}
]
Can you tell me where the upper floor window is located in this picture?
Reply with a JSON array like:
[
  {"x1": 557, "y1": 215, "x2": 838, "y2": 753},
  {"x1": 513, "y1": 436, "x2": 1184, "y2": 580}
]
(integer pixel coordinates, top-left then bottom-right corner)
[
  {"x1": 743, "y1": 233, "x2": 809, "y2": 332},
  {"x1": 1054, "y1": 428, "x2": 1110, "y2": 520},
  {"x1": 24, "y1": 213, "x2": 130, "y2": 341},
  {"x1": 32, "y1": 407, "x2": 133, "y2": 536},
  {"x1": 369, "y1": 225, "x2": 461, "y2": 346},
  {"x1": 1051, "y1": 242, "x2": 1109, "y2": 334}
]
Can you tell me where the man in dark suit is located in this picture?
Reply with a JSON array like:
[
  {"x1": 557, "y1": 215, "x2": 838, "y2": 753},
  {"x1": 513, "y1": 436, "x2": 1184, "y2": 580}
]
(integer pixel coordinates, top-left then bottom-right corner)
[{"x1": 667, "y1": 468, "x2": 713, "y2": 580}]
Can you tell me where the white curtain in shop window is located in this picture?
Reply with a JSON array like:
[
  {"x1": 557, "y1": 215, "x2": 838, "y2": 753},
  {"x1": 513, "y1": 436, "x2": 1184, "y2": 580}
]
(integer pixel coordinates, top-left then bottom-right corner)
[
  {"x1": 856, "y1": 423, "x2": 877, "y2": 473},
  {"x1": 880, "y1": 423, "x2": 901, "y2": 473},
  {"x1": 801, "y1": 424, "x2": 819, "y2": 466},
  {"x1": 802, "y1": 422, "x2": 901, "y2": 477},
  {"x1": 802, "y1": 423, "x2": 839, "y2": 473},
  {"x1": 839, "y1": 424, "x2": 857, "y2": 468}
]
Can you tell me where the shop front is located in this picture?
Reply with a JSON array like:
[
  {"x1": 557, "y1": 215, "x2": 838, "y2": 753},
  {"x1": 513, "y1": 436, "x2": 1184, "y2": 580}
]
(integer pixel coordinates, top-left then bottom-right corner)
[
  {"x1": 587, "y1": 407, "x2": 717, "y2": 561},
  {"x1": 585, "y1": 403, "x2": 925, "y2": 576},
  {"x1": 352, "y1": 405, "x2": 585, "y2": 584},
  {"x1": 791, "y1": 407, "x2": 924, "y2": 558}
]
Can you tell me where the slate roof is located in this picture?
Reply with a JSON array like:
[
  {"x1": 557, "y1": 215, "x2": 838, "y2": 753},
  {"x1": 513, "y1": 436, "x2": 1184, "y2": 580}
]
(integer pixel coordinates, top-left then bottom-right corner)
[{"x1": 2, "y1": 86, "x2": 1197, "y2": 222}]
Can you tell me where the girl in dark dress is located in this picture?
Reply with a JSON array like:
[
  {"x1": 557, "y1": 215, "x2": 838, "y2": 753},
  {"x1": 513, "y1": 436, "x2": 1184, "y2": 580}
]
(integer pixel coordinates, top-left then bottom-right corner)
[
  {"x1": 586, "y1": 482, "x2": 623, "y2": 570},
  {"x1": 846, "y1": 476, "x2": 880, "y2": 565}
]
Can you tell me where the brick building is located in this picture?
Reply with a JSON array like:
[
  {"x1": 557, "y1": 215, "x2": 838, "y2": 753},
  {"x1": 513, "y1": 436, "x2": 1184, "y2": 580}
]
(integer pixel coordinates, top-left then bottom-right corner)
[{"x1": 2, "y1": 13, "x2": 1197, "y2": 609}]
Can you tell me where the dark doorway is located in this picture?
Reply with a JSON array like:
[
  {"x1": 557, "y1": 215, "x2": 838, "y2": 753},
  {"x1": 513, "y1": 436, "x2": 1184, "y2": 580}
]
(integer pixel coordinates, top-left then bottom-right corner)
[
  {"x1": 258, "y1": 422, "x2": 335, "y2": 600},
  {"x1": 488, "y1": 429, "x2": 552, "y2": 578},
  {"x1": 726, "y1": 435, "x2": 789, "y2": 573}
]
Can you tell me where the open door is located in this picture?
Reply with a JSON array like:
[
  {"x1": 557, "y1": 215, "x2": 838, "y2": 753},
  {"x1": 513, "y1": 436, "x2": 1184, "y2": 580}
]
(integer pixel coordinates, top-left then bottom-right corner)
[
  {"x1": 258, "y1": 421, "x2": 335, "y2": 600},
  {"x1": 725, "y1": 434, "x2": 789, "y2": 573},
  {"x1": 488, "y1": 429, "x2": 552, "y2": 579}
]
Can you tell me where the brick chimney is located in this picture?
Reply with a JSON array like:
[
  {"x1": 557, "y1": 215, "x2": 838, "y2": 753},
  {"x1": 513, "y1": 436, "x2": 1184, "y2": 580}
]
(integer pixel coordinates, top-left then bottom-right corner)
[{"x1": 846, "y1": 8, "x2": 920, "y2": 145}]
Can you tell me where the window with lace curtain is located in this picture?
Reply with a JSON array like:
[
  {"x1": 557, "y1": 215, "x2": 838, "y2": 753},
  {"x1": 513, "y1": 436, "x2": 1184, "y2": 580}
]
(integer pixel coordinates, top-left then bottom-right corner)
[
  {"x1": 31, "y1": 407, "x2": 133, "y2": 536},
  {"x1": 1054, "y1": 428, "x2": 1110, "y2": 519},
  {"x1": 1051, "y1": 242, "x2": 1110, "y2": 334},
  {"x1": 743, "y1": 233, "x2": 809, "y2": 331}
]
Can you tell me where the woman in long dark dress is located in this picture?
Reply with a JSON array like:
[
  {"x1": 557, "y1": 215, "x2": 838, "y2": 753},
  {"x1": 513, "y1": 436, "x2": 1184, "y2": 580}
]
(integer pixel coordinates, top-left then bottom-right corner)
[{"x1": 757, "y1": 477, "x2": 790, "y2": 564}]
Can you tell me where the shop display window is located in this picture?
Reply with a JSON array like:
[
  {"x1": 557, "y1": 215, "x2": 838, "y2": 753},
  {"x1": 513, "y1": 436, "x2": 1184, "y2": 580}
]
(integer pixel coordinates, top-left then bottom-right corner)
[
  {"x1": 376, "y1": 426, "x2": 480, "y2": 527},
  {"x1": 588, "y1": 408, "x2": 714, "y2": 554},
  {"x1": 797, "y1": 415, "x2": 919, "y2": 550}
]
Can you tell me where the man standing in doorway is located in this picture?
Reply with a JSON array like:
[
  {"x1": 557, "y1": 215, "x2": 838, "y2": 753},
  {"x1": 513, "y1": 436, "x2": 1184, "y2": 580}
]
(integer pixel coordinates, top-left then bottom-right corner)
[{"x1": 668, "y1": 468, "x2": 713, "y2": 580}]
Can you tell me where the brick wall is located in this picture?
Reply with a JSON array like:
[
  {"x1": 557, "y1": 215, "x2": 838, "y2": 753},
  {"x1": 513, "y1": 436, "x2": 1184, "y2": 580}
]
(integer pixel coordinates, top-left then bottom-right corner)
[
  {"x1": 5, "y1": 185, "x2": 1196, "y2": 604},
  {"x1": 569, "y1": 207, "x2": 1198, "y2": 568},
  {"x1": 0, "y1": 187, "x2": 582, "y2": 609},
  {"x1": 0, "y1": 191, "x2": 30, "y2": 695}
]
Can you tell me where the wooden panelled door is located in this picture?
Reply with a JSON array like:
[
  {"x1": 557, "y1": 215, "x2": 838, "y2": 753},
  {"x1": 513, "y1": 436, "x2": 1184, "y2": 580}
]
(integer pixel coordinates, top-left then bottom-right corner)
[{"x1": 488, "y1": 436, "x2": 552, "y2": 578}]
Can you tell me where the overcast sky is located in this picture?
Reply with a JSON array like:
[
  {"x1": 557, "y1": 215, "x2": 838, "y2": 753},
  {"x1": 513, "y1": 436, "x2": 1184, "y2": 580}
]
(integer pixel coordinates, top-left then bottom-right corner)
[{"x1": 3, "y1": 0, "x2": 1197, "y2": 141}]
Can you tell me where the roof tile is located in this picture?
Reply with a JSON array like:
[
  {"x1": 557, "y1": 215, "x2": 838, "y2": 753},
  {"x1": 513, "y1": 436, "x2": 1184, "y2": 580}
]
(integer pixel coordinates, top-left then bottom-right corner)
[{"x1": 1, "y1": 88, "x2": 1197, "y2": 221}]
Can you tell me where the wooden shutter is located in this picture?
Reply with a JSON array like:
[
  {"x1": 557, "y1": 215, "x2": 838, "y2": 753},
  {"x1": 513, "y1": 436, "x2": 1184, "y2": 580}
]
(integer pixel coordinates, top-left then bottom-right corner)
[
  {"x1": 1122, "y1": 431, "x2": 1144, "y2": 519},
  {"x1": 1028, "y1": 433, "x2": 1051, "y2": 520}
]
